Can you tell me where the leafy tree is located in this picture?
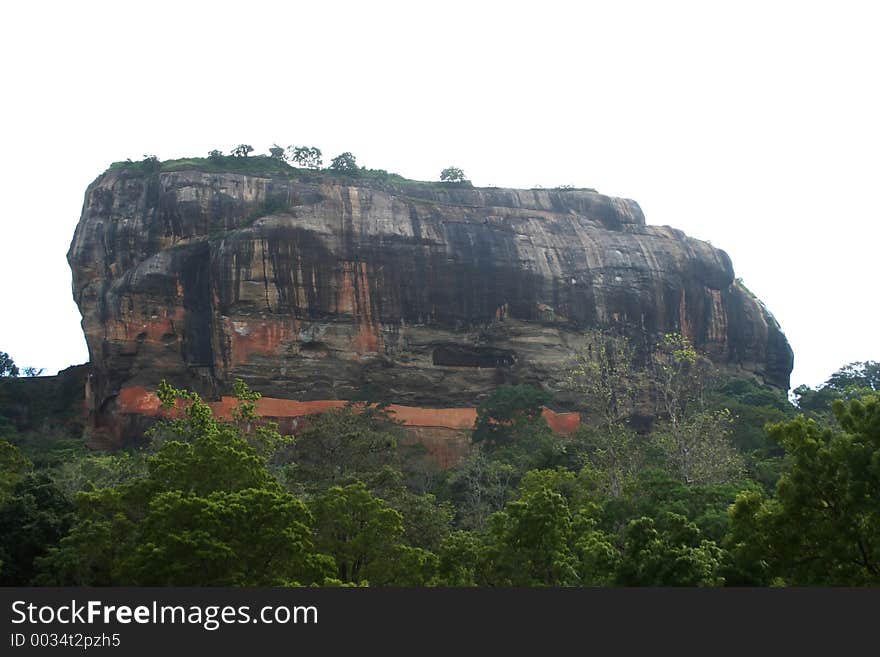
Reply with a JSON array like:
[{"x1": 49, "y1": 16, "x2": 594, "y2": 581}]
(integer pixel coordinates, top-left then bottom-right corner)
[
  {"x1": 794, "y1": 361, "x2": 880, "y2": 415},
  {"x1": 268, "y1": 144, "x2": 287, "y2": 161},
  {"x1": 140, "y1": 155, "x2": 161, "y2": 173},
  {"x1": 650, "y1": 334, "x2": 744, "y2": 485},
  {"x1": 0, "y1": 351, "x2": 18, "y2": 377},
  {"x1": 388, "y1": 544, "x2": 439, "y2": 586},
  {"x1": 440, "y1": 166, "x2": 466, "y2": 183},
  {"x1": 312, "y1": 482, "x2": 436, "y2": 585},
  {"x1": 653, "y1": 408, "x2": 743, "y2": 486},
  {"x1": 481, "y1": 487, "x2": 580, "y2": 586},
  {"x1": 149, "y1": 379, "x2": 291, "y2": 474},
  {"x1": 567, "y1": 330, "x2": 641, "y2": 428},
  {"x1": 442, "y1": 385, "x2": 564, "y2": 529},
  {"x1": 704, "y1": 379, "x2": 796, "y2": 490},
  {"x1": 21, "y1": 367, "x2": 44, "y2": 377},
  {"x1": 4, "y1": 429, "x2": 86, "y2": 471},
  {"x1": 231, "y1": 144, "x2": 254, "y2": 158},
  {"x1": 0, "y1": 439, "x2": 31, "y2": 503},
  {"x1": 603, "y1": 468, "x2": 755, "y2": 544},
  {"x1": 51, "y1": 452, "x2": 148, "y2": 499},
  {"x1": 328, "y1": 151, "x2": 359, "y2": 173},
  {"x1": 568, "y1": 426, "x2": 653, "y2": 498},
  {"x1": 650, "y1": 333, "x2": 709, "y2": 422},
  {"x1": 283, "y1": 404, "x2": 400, "y2": 494},
  {"x1": 721, "y1": 490, "x2": 779, "y2": 586},
  {"x1": 33, "y1": 487, "x2": 138, "y2": 586},
  {"x1": 208, "y1": 149, "x2": 224, "y2": 160},
  {"x1": 518, "y1": 467, "x2": 579, "y2": 501},
  {"x1": 146, "y1": 426, "x2": 274, "y2": 496},
  {"x1": 289, "y1": 145, "x2": 323, "y2": 169},
  {"x1": 479, "y1": 385, "x2": 564, "y2": 471},
  {"x1": 616, "y1": 513, "x2": 726, "y2": 586},
  {"x1": 442, "y1": 451, "x2": 518, "y2": 531},
  {"x1": 126, "y1": 488, "x2": 331, "y2": 586},
  {"x1": 472, "y1": 384, "x2": 551, "y2": 448},
  {"x1": 710, "y1": 379, "x2": 793, "y2": 454},
  {"x1": 826, "y1": 361, "x2": 880, "y2": 393},
  {"x1": 726, "y1": 396, "x2": 880, "y2": 585},
  {"x1": 518, "y1": 466, "x2": 604, "y2": 514},
  {"x1": 0, "y1": 474, "x2": 75, "y2": 585},
  {"x1": 227, "y1": 378, "x2": 294, "y2": 458},
  {"x1": 439, "y1": 470, "x2": 613, "y2": 587},
  {"x1": 372, "y1": 475, "x2": 454, "y2": 552},
  {"x1": 437, "y1": 530, "x2": 484, "y2": 586},
  {"x1": 36, "y1": 381, "x2": 332, "y2": 586},
  {"x1": 566, "y1": 330, "x2": 647, "y2": 496},
  {"x1": 571, "y1": 512, "x2": 619, "y2": 586},
  {"x1": 717, "y1": 378, "x2": 792, "y2": 412},
  {"x1": 793, "y1": 385, "x2": 838, "y2": 415}
]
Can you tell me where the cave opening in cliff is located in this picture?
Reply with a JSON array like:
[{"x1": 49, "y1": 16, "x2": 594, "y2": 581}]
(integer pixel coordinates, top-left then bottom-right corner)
[{"x1": 432, "y1": 345, "x2": 516, "y2": 368}]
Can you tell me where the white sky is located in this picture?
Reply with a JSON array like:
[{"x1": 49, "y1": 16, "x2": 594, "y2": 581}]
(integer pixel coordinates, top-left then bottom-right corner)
[{"x1": 0, "y1": 0, "x2": 877, "y2": 389}]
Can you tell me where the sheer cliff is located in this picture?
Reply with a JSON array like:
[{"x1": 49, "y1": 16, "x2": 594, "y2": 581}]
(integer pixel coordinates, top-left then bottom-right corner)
[{"x1": 68, "y1": 164, "x2": 793, "y2": 450}]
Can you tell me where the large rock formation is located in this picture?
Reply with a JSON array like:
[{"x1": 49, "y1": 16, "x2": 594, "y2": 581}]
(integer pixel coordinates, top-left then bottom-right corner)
[{"x1": 68, "y1": 164, "x2": 792, "y2": 453}]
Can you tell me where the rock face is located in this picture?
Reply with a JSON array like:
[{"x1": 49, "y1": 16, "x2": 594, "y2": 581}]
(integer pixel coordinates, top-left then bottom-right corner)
[{"x1": 68, "y1": 166, "x2": 793, "y2": 449}]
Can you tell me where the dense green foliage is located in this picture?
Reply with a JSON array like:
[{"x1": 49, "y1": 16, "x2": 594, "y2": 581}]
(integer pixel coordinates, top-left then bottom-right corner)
[
  {"x1": 472, "y1": 384, "x2": 551, "y2": 448},
  {"x1": 0, "y1": 473, "x2": 75, "y2": 585},
  {"x1": 793, "y1": 361, "x2": 880, "y2": 416},
  {"x1": 30, "y1": 382, "x2": 333, "y2": 586},
  {"x1": 1, "y1": 349, "x2": 877, "y2": 586},
  {"x1": 726, "y1": 396, "x2": 880, "y2": 585}
]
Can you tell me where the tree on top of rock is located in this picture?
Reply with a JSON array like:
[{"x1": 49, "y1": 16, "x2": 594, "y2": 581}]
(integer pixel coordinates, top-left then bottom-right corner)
[
  {"x1": 289, "y1": 146, "x2": 323, "y2": 169},
  {"x1": 231, "y1": 144, "x2": 254, "y2": 158},
  {"x1": 329, "y1": 152, "x2": 359, "y2": 174},
  {"x1": 268, "y1": 144, "x2": 287, "y2": 161},
  {"x1": 440, "y1": 166, "x2": 467, "y2": 183}
]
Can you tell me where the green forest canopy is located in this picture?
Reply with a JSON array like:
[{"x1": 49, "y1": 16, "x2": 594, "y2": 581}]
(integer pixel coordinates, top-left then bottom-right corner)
[{"x1": 0, "y1": 344, "x2": 877, "y2": 586}]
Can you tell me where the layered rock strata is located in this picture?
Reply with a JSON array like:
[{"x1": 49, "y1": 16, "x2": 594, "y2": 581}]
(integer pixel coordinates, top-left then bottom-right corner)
[{"x1": 68, "y1": 166, "x2": 793, "y2": 457}]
